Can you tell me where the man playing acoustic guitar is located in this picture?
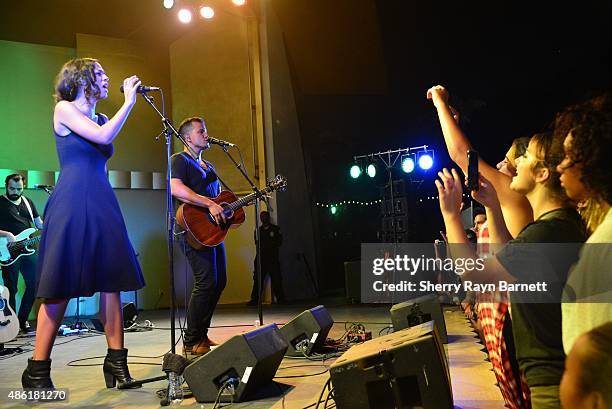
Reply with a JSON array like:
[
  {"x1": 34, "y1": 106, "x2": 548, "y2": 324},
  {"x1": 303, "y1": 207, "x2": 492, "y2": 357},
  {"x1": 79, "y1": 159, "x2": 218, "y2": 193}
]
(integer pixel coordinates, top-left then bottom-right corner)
[
  {"x1": 170, "y1": 117, "x2": 227, "y2": 356},
  {"x1": 0, "y1": 174, "x2": 44, "y2": 334}
]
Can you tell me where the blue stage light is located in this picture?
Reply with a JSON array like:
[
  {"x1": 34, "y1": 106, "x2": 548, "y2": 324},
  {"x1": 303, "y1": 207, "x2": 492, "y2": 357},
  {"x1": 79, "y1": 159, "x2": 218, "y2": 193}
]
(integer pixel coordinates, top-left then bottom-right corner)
[{"x1": 418, "y1": 153, "x2": 434, "y2": 170}]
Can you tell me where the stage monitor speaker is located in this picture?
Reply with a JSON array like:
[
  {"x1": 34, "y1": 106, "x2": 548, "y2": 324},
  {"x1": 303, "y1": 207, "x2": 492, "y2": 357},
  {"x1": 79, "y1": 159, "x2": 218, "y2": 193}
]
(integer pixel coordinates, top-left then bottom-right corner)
[
  {"x1": 90, "y1": 302, "x2": 138, "y2": 331},
  {"x1": 280, "y1": 305, "x2": 333, "y2": 356},
  {"x1": 390, "y1": 293, "x2": 448, "y2": 343},
  {"x1": 183, "y1": 323, "x2": 288, "y2": 403},
  {"x1": 330, "y1": 321, "x2": 453, "y2": 409},
  {"x1": 121, "y1": 302, "x2": 137, "y2": 328}
]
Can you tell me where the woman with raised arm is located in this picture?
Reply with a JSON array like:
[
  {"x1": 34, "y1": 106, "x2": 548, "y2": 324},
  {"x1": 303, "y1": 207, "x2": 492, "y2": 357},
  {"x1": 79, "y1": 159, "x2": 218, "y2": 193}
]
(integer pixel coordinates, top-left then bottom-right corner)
[
  {"x1": 427, "y1": 85, "x2": 533, "y2": 239},
  {"x1": 22, "y1": 58, "x2": 145, "y2": 391}
]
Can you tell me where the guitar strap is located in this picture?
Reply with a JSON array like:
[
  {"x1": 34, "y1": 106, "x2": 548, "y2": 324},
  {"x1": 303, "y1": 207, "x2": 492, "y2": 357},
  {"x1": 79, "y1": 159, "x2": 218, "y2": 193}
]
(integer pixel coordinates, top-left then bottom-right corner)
[
  {"x1": 21, "y1": 197, "x2": 36, "y2": 229},
  {"x1": 181, "y1": 151, "x2": 234, "y2": 192}
]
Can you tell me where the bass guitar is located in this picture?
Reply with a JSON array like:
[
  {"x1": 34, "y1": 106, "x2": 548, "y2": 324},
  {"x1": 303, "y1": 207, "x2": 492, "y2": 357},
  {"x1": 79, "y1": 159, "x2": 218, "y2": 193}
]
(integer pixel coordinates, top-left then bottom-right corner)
[
  {"x1": 0, "y1": 285, "x2": 20, "y2": 343},
  {"x1": 0, "y1": 228, "x2": 41, "y2": 267},
  {"x1": 176, "y1": 175, "x2": 287, "y2": 248}
]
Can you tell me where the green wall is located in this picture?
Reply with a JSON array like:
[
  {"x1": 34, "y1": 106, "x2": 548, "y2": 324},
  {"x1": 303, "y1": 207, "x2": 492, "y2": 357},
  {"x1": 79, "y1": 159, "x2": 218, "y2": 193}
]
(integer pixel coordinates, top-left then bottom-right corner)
[{"x1": 0, "y1": 40, "x2": 74, "y2": 171}]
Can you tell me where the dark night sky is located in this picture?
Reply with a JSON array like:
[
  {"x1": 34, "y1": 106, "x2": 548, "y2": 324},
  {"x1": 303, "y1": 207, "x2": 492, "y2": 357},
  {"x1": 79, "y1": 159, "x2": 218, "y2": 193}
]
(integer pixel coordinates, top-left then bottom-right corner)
[
  {"x1": 291, "y1": 1, "x2": 612, "y2": 202},
  {"x1": 283, "y1": 1, "x2": 612, "y2": 289}
]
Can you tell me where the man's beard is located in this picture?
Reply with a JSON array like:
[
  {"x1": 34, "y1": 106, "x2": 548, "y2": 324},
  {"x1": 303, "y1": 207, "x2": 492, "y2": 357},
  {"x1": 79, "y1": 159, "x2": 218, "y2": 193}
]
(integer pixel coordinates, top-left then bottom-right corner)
[{"x1": 7, "y1": 193, "x2": 21, "y2": 201}]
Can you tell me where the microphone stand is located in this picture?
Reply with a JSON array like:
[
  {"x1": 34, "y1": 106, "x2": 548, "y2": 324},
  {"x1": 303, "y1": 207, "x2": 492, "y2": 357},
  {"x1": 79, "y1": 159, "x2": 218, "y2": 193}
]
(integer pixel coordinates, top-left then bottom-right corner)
[
  {"x1": 217, "y1": 145, "x2": 265, "y2": 326},
  {"x1": 132, "y1": 91, "x2": 195, "y2": 398}
]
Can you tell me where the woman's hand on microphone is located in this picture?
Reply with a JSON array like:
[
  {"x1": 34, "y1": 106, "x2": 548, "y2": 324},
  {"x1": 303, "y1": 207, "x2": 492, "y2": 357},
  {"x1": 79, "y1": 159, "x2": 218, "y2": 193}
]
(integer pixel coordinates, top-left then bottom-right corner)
[{"x1": 122, "y1": 76, "x2": 141, "y2": 107}]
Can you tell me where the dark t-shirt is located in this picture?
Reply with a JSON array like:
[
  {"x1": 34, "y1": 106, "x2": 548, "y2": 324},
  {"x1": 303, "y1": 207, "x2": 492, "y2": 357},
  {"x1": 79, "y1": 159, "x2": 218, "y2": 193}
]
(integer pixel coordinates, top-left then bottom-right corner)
[
  {"x1": 170, "y1": 152, "x2": 221, "y2": 199},
  {"x1": 496, "y1": 207, "x2": 586, "y2": 387},
  {"x1": 0, "y1": 195, "x2": 39, "y2": 234}
]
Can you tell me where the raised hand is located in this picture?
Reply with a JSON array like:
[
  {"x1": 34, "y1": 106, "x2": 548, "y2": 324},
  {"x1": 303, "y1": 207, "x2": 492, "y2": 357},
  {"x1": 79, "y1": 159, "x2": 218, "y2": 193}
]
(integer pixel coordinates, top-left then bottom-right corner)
[
  {"x1": 435, "y1": 168, "x2": 464, "y2": 218},
  {"x1": 471, "y1": 173, "x2": 500, "y2": 209},
  {"x1": 121, "y1": 75, "x2": 141, "y2": 107},
  {"x1": 426, "y1": 85, "x2": 449, "y2": 108}
]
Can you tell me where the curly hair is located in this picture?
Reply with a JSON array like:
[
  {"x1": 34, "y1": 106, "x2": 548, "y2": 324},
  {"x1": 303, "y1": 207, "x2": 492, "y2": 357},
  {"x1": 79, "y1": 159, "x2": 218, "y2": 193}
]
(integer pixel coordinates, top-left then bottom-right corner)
[
  {"x1": 53, "y1": 58, "x2": 101, "y2": 103},
  {"x1": 529, "y1": 132, "x2": 569, "y2": 203},
  {"x1": 556, "y1": 94, "x2": 612, "y2": 205}
]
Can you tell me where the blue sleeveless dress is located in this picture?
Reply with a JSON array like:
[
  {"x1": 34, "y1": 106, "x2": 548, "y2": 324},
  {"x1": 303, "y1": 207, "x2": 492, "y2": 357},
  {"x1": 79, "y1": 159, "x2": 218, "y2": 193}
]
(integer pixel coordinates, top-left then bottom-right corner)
[{"x1": 36, "y1": 114, "x2": 145, "y2": 299}]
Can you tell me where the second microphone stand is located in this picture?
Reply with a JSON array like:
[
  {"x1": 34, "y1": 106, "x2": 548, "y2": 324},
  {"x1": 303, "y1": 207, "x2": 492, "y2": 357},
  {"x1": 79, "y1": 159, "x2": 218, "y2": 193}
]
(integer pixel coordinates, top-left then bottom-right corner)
[{"x1": 217, "y1": 145, "x2": 266, "y2": 326}]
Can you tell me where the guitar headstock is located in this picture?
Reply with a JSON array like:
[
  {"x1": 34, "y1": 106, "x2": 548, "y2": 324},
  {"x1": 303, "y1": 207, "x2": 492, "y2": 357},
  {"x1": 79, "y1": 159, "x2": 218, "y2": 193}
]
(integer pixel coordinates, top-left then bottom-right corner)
[{"x1": 266, "y1": 175, "x2": 287, "y2": 192}]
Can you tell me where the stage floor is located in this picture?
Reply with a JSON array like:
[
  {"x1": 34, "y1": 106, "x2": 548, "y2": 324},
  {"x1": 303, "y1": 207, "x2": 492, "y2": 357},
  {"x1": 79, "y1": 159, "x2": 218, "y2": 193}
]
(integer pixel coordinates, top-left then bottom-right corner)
[{"x1": 0, "y1": 303, "x2": 504, "y2": 408}]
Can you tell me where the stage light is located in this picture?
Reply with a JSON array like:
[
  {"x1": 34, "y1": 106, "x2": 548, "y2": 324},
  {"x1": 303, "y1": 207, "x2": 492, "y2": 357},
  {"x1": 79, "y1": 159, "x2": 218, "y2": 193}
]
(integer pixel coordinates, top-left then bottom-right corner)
[
  {"x1": 367, "y1": 163, "x2": 377, "y2": 178},
  {"x1": 331, "y1": 205, "x2": 337, "y2": 215},
  {"x1": 418, "y1": 151, "x2": 434, "y2": 170},
  {"x1": 232, "y1": 0, "x2": 246, "y2": 5},
  {"x1": 401, "y1": 155, "x2": 415, "y2": 174},
  {"x1": 163, "y1": 0, "x2": 174, "y2": 9},
  {"x1": 200, "y1": 5, "x2": 215, "y2": 19},
  {"x1": 178, "y1": 8, "x2": 192, "y2": 23},
  {"x1": 350, "y1": 164, "x2": 362, "y2": 179}
]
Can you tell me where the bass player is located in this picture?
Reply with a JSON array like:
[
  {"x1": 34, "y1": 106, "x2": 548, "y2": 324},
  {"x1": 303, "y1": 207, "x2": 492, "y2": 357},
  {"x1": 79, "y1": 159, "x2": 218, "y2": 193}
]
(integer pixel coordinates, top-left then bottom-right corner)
[{"x1": 0, "y1": 174, "x2": 43, "y2": 333}]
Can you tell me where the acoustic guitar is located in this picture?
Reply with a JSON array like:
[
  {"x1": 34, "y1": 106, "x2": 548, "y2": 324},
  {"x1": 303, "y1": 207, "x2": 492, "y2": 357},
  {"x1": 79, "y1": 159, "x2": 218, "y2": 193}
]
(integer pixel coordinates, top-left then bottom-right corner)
[
  {"x1": 176, "y1": 175, "x2": 287, "y2": 248},
  {"x1": 0, "y1": 285, "x2": 20, "y2": 343},
  {"x1": 0, "y1": 228, "x2": 41, "y2": 267}
]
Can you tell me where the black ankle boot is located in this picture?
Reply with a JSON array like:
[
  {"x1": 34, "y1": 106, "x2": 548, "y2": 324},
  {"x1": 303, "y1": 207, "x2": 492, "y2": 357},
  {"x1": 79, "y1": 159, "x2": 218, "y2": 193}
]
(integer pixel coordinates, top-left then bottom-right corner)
[
  {"x1": 22, "y1": 358, "x2": 54, "y2": 389},
  {"x1": 103, "y1": 348, "x2": 141, "y2": 389}
]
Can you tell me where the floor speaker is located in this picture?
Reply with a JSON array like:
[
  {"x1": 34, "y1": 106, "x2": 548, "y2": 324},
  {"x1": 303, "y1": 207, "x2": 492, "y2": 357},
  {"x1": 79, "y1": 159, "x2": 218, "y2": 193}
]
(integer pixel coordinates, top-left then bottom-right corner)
[
  {"x1": 121, "y1": 302, "x2": 137, "y2": 328},
  {"x1": 390, "y1": 293, "x2": 448, "y2": 343},
  {"x1": 279, "y1": 305, "x2": 333, "y2": 356},
  {"x1": 330, "y1": 321, "x2": 453, "y2": 409},
  {"x1": 344, "y1": 261, "x2": 361, "y2": 304},
  {"x1": 183, "y1": 323, "x2": 288, "y2": 403},
  {"x1": 90, "y1": 302, "x2": 138, "y2": 331}
]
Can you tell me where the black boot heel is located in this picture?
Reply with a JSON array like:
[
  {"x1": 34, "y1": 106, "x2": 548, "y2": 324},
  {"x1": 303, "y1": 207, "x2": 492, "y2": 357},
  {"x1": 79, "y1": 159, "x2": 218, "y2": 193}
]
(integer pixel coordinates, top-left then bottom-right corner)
[
  {"x1": 103, "y1": 348, "x2": 141, "y2": 389},
  {"x1": 22, "y1": 358, "x2": 54, "y2": 389},
  {"x1": 103, "y1": 369, "x2": 116, "y2": 388}
]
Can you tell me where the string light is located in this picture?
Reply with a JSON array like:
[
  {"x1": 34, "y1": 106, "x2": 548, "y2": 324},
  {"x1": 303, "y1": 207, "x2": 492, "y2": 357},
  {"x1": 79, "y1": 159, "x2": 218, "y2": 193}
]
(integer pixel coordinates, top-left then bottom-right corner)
[{"x1": 315, "y1": 200, "x2": 382, "y2": 209}]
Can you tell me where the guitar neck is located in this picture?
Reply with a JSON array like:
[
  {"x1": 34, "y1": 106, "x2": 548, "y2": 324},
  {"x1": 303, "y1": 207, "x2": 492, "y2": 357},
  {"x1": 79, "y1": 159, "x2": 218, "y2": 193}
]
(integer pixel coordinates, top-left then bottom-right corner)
[
  {"x1": 9, "y1": 236, "x2": 41, "y2": 249},
  {"x1": 227, "y1": 188, "x2": 270, "y2": 212}
]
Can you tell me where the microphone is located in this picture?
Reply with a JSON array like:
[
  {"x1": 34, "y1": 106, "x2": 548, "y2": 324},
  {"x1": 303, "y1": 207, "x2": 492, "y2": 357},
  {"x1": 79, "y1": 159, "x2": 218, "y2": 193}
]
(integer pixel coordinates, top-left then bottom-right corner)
[
  {"x1": 207, "y1": 137, "x2": 236, "y2": 148},
  {"x1": 119, "y1": 85, "x2": 161, "y2": 93},
  {"x1": 33, "y1": 184, "x2": 54, "y2": 190}
]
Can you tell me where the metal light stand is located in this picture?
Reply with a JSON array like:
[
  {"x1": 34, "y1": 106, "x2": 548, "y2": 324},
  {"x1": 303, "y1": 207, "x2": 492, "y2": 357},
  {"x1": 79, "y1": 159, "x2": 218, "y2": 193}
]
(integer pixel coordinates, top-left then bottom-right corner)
[
  {"x1": 354, "y1": 145, "x2": 429, "y2": 304},
  {"x1": 353, "y1": 145, "x2": 428, "y2": 244}
]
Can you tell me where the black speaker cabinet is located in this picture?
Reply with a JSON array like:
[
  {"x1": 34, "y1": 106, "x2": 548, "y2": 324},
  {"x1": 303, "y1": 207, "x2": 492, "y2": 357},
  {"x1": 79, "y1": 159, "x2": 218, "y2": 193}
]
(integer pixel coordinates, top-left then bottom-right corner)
[
  {"x1": 390, "y1": 293, "x2": 448, "y2": 343},
  {"x1": 121, "y1": 302, "x2": 138, "y2": 328},
  {"x1": 183, "y1": 323, "x2": 288, "y2": 403},
  {"x1": 330, "y1": 321, "x2": 453, "y2": 409},
  {"x1": 344, "y1": 261, "x2": 361, "y2": 304},
  {"x1": 90, "y1": 302, "x2": 138, "y2": 331},
  {"x1": 279, "y1": 305, "x2": 334, "y2": 356}
]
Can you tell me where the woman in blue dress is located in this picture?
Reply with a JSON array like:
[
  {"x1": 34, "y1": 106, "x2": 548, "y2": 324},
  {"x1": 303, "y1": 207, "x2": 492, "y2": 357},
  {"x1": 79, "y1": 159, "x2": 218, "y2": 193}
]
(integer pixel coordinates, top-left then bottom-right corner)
[{"x1": 22, "y1": 58, "x2": 146, "y2": 390}]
